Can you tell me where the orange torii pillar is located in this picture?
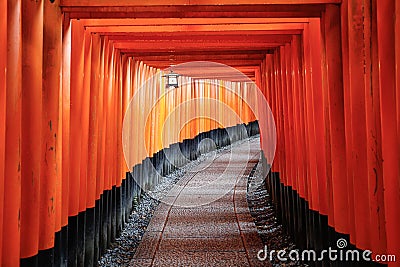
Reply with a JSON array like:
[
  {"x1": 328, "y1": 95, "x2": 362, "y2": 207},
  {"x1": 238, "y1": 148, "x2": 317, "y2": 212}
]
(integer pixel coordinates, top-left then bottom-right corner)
[
  {"x1": 39, "y1": 0, "x2": 63, "y2": 266},
  {"x1": 322, "y1": 3, "x2": 349, "y2": 243},
  {"x1": 340, "y1": 0, "x2": 388, "y2": 259},
  {"x1": 68, "y1": 19, "x2": 85, "y2": 267},
  {"x1": 3, "y1": 0, "x2": 22, "y2": 266},
  {"x1": 347, "y1": 0, "x2": 372, "y2": 252},
  {"x1": 61, "y1": 12, "x2": 72, "y2": 267},
  {"x1": 291, "y1": 35, "x2": 309, "y2": 250},
  {"x1": 301, "y1": 23, "x2": 316, "y2": 242},
  {"x1": 92, "y1": 33, "x2": 105, "y2": 260},
  {"x1": 98, "y1": 36, "x2": 109, "y2": 257},
  {"x1": 86, "y1": 33, "x2": 101, "y2": 267},
  {"x1": 20, "y1": 0, "x2": 43, "y2": 266},
  {"x1": 0, "y1": 0, "x2": 6, "y2": 263},
  {"x1": 279, "y1": 44, "x2": 292, "y2": 240},
  {"x1": 339, "y1": 0, "x2": 357, "y2": 249},
  {"x1": 263, "y1": 54, "x2": 278, "y2": 220},
  {"x1": 79, "y1": 29, "x2": 92, "y2": 267},
  {"x1": 377, "y1": 0, "x2": 400, "y2": 263}
]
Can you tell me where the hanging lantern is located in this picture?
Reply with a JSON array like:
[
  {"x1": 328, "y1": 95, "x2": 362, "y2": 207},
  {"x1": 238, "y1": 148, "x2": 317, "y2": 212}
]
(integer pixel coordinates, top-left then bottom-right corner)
[{"x1": 163, "y1": 70, "x2": 179, "y2": 88}]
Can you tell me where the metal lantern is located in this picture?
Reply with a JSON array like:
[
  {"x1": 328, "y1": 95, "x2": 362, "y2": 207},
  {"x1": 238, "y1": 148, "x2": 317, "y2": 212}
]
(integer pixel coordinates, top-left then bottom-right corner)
[{"x1": 163, "y1": 70, "x2": 179, "y2": 88}]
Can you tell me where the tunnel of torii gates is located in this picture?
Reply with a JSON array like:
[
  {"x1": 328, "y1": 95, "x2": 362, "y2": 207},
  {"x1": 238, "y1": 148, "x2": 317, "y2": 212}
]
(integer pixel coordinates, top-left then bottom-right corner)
[{"x1": 0, "y1": 0, "x2": 400, "y2": 266}]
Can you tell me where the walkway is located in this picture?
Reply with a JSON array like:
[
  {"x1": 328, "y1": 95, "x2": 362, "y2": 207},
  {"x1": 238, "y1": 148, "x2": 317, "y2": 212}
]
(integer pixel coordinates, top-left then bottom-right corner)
[{"x1": 130, "y1": 138, "x2": 267, "y2": 267}]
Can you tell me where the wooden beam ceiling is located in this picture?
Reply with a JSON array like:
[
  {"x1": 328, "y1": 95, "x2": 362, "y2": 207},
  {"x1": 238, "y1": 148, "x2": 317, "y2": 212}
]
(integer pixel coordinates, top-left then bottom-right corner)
[
  {"x1": 61, "y1": 2, "x2": 335, "y2": 19},
  {"x1": 61, "y1": 0, "x2": 340, "y2": 6},
  {"x1": 60, "y1": 1, "x2": 329, "y2": 81}
]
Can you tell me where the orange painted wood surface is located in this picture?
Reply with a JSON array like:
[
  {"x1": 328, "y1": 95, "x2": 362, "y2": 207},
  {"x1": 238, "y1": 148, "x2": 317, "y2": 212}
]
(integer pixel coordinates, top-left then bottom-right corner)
[
  {"x1": 40, "y1": 0, "x2": 62, "y2": 250},
  {"x1": 69, "y1": 20, "x2": 84, "y2": 216},
  {"x1": 61, "y1": 20, "x2": 71, "y2": 228},
  {"x1": 20, "y1": 0, "x2": 43, "y2": 258},
  {"x1": 1, "y1": 1, "x2": 400, "y2": 265},
  {"x1": 3, "y1": 0, "x2": 22, "y2": 265},
  {"x1": 323, "y1": 4, "x2": 349, "y2": 235},
  {"x1": 0, "y1": 0, "x2": 6, "y2": 264},
  {"x1": 377, "y1": 0, "x2": 400, "y2": 263},
  {"x1": 61, "y1": 0, "x2": 341, "y2": 6}
]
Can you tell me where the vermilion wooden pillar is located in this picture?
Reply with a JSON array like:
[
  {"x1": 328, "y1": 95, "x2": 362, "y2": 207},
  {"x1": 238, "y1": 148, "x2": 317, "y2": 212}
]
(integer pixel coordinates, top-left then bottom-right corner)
[
  {"x1": 277, "y1": 49, "x2": 286, "y2": 184},
  {"x1": 110, "y1": 49, "x2": 118, "y2": 188},
  {"x1": 397, "y1": 1, "x2": 400, "y2": 144},
  {"x1": 143, "y1": 64, "x2": 151, "y2": 157},
  {"x1": 287, "y1": 43, "x2": 298, "y2": 191},
  {"x1": 266, "y1": 57, "x2": 276, "y2": 165},
  {"x1": 204, "y1": 78, "x2": 209, "y2": 134},
  {"x1": 360, "y1": 0, "x2": 387, "y2": 257},
  {"x1": 0, "y1": 0, "x2": 6, "y2": 263},
  {"x1": 302, "y1": 24, "x2": 314, "y2": 208},
  {"x1": 68, "y1": 19, "x2": 85, "y2": 267},
  {"x1": 155, "y1": 69, "x2": 163, "y2": 153},
  {"x1": 291, "y1": 36, "x2": 306, "y2": 200},
  {"x1": 196, "y1": 80, "x2": 201, "y2": 136},
  {"x1": 274, "y1": 50, "x2": 286, "y2": 184},
  {"x1": 88, "y1": 33, "x2": 101, "y2": 210},
  {"x1": 40, "y1": 0, "x2": 62, "y2": 254},
  {"x1": 177, "y1": 74, "x2": 184, "y2": 143},
  {"x1": 348, "y1": 0, "x2": 372, "y2": 250},
  {"x1": 116, "y1": 54, "x2": 123, "y2": 186},
  {"x1": 241, "y1": 81, "x2": 247, "y2": 125},
  {"x1": 261, "y1": 57, "x2": 268, "y2": 163},
  {"x1": 110, "y1": 47, "x2": 117, "y2": 188},
  {"x1": 181, "y1": 75, "x2": 187, "y2": 144},
  {"x1": 266, "y1": 54, "x2": 279, "y2": 172},
  {"x1": 318, "y1": 14, "x2": 333, "y2": 228},
  {"x1": 340, "y1": 0, "x2": 356, "y2": 244},
  {"x1": 21, "y1": 0, "x2": 43, "y2": 260},
  {"x1": 323, "y1": 4, "x2": 349, "y2": 235},
  {"x1": 187, "y1": 78, "x2": 193, "y2": 140},
  {"x1": 154, "y1": 67, "x2": 161, "y2": 149},
  {"x1": 283, "y1": 42, "x2": 296, "y2": 237},
  {"x1": 289, "y1": 41, "x2": 299, "y2": 193},
  {"x1": 195, "y1": 79, "x2": 199, "y2": 137},
  {"x1": 111, "y1": 49, "x2": 119, "y2": 187},
  {"x1": 310, "y1": 19, "x2": 328, "y2": 215},
  {"x1": 3, "y1": 1, "x2": 22, "y2": 265},
  {"x1": 264, "y1": 58, "x2": 275, "y2": 164},
  {"x1": 61, "y1": 19, "x2": 71, "y2": 231},
  {"x1": 131, "y1": 60, "x2": 137, "y2": 164},
  {"x1": 69, "y1": 19, "x2": 84, "y2": 218},
  {"x1": 128, "y1": 59, "x2": 136, "y2": 167},
  {"x1": 301, "y1": 39, "x2": 310, "y2": 204},
  {"x1": 103, "y1": 39, "x2": 110, "y2": 191},
  {"x1": 377, "y1": 0, "x2": 400, "y2": 261},
  {"x1": 216, "y1": 80, "x2": 222, "y2": 140},
  {"x1": 104, "y1": 42, "x2": 113, "y2": 192},
  {"x1": 282, "y1": 44, "x2": 294, "y2": 188},
  {"x1": 120, "y1": 55, "x2": 129, "y2": 162},
  {"x1": 176, "y1": 76, "x2": 183, "y2": 144},
  {"x1": 279, "y1": 46, "x2": 289, "y2": 185},
  {"x1": 96, "y1": 36, "x2": 107, "y2": 201},
  {"x1": 86, "y1": 33, "x2": 100, "y2": 266},
  {"x1": 170, "y1": 75, "x2": 177, "y2": 145},
  {"x1": 124, "y1": 57, "x2": 132, "y2": 170},
  {"x1": 79, "y1": 31, "x2": 92, "y2": 213}
]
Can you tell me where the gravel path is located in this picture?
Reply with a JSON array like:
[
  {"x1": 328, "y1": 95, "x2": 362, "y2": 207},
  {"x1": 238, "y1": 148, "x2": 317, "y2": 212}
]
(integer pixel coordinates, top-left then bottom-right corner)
[
  {"x1": 98, "y1": 137, "x2": 258, "y2": 266},
  {"x1": 99, "y1": 135, "x2": 303, "y2": 267},
  {"x1": 247, "y1": 160, "x2": 306, "y2": 266}
]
